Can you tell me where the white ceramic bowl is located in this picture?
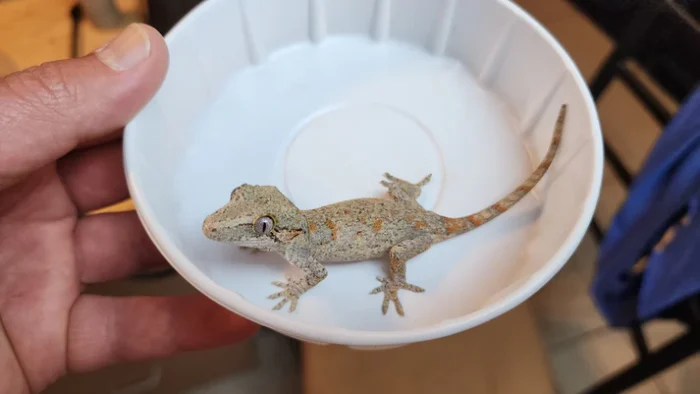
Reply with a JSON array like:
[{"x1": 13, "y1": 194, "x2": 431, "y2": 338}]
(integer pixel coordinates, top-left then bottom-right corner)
[{"x1": 124, "y1": 0, "x2": 603, "y2": 348}]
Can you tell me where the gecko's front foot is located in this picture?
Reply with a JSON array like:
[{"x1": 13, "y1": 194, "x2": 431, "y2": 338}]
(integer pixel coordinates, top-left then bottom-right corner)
[
  {"x1": 268, "y1": 277, "x2": 308, "y2": 312},
  {"x1": 370, "y1": 277, "x2": 424, "y2": 316}
]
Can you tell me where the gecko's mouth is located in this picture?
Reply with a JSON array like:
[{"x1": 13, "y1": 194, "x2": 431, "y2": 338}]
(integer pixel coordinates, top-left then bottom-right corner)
[{"x1": 202, "y1": 215, "x2": 257, "y2": 244}]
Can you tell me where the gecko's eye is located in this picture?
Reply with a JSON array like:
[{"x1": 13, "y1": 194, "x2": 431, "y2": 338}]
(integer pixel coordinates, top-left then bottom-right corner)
[{"x1": 254, "y1": 216, "x2": 275, "y2": 235}]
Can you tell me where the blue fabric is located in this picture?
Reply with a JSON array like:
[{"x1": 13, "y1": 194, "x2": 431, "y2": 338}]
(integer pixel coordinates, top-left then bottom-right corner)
[{"x1": 591, "y1": 87, "x2": 700, "y2": 327}]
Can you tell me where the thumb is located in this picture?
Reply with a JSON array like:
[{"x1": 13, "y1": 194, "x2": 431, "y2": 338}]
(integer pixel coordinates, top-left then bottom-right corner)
[{"x1": 0, "y1": 23, "x2": 168, "y2": 187}]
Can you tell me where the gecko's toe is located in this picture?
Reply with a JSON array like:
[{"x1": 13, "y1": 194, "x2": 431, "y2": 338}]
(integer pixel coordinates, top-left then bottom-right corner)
[
  {"x1": 269, "y1": 279, "x2": 304, "y2": 313},
  {"x1": 289, "y1": 299, "x2": 298, "y2": 313},
  {"x1": 273, "y1": 298, "x2": 288, "y2": 310},
  {"x1": 370, "y1": 277, "x2": 389, "y2": 294},
  {"x1": 417, "y1": 174, "x2": 432, "y2": 187},
  {"x1": 268, "y1": 291, "x2": 285, "y2": 300},
  {"x1": 381, "y1": 296, "x2": 390, "y2": 315},
  {"x1": 402, "y1": 283, "x2": 425, "y2": 293},
  {"x1": 394, "y1": 297, "x2": 405, "y2": 316}
]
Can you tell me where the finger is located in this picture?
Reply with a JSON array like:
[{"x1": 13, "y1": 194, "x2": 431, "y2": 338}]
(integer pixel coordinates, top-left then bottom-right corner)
[
  {"x1": 75, "y1": 211, "x2": 169, "y2": 283},
  {"x1": 0, "y1": 23, "x2": 168, "y2": 190},
  {"x1": 57, "y1": 140, "x2": 128, "y2": 213},
  {"x1": 67, "y1": 294, "x2": 259, "y2": 373}
]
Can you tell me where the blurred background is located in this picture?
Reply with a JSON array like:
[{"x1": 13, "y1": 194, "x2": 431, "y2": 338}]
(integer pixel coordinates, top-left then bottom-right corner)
[{"x1": 1, "y1": 0, "x2": 698, "y2": 393}]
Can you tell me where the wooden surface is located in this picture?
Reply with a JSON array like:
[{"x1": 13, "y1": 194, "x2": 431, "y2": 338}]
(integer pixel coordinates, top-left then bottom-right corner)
[
  {"x1": 0, "y1": 0, "x2": 142, "y2": 68},
  {"x1": 303, "y1": 304, "x2": 556, "y2": 394}
]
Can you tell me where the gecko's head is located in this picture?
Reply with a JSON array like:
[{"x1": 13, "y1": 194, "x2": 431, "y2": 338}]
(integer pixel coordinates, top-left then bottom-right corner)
[{"x1": 202, "y1": 184, "x2": 306, "y2": 250}]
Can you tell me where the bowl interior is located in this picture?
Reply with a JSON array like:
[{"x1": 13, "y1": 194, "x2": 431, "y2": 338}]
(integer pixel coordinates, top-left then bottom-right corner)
[{"x1": 125, "y1": 0, "x2": 602, "y2": 345}]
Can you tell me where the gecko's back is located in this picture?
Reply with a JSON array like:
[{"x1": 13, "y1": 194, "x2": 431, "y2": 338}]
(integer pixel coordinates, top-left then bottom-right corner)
[{"x1": 303, "y1": 198, "x2": 440, "y2": 262}]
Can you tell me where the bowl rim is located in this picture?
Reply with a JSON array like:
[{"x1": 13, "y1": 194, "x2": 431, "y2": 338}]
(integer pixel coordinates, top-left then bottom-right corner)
[{"x1": 124, "y1": 0, "x2": 604, "y2": 346}]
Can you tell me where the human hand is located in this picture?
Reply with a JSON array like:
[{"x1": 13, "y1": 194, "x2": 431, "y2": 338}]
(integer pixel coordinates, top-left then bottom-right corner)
[{"x1": 0, "y1": 24, "x2": 258, "y2": 393}]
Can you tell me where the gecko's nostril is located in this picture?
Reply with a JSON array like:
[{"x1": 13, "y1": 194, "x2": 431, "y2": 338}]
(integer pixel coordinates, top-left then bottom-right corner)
[{"x1": 202, "y1": 222, "x2": 217, "y2": 237}]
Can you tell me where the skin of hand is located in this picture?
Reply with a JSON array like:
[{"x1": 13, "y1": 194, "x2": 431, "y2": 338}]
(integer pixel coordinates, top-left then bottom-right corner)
[{"x1": 0, "y1": 24, "x2": 258, "y2": 393}]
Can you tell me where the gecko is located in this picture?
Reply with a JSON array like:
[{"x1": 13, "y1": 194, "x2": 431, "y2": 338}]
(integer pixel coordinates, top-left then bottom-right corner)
[{"x1": 202, "y1": 104, "x2": 568, "y2": 316}]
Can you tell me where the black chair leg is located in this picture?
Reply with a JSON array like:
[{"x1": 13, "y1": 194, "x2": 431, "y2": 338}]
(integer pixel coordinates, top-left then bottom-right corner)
[
  {"x1": 617, "y1": 66, "x2": 673, "y2": 125},
  {"x1": 589, "y1": 48, "x2": 627, "y2": 100},
  {"x1": 589, "y1": 220, "x2": 604, "y2": 242},
  {"x1": 580, "y1": 330, "x2": 699, "y2": 394},
  {"x1": 585, "y1": 2, "x2": 662, "y2": 243},
  {"x1": 630, "y1": 323, "x2": 650, "y2": 358},
  {"x1": 70, "y1": 4, "x2": 83, "y2": 59}
]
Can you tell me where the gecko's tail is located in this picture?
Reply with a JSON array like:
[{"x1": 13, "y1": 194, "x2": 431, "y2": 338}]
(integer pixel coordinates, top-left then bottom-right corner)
[{"x1": 441, "y1": 104, "x2": 567, "y2": 237}]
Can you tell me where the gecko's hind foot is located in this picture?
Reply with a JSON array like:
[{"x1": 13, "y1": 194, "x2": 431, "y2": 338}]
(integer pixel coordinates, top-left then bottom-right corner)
[
  {"x1": 381, "y1": 173, "x2": 432, "y2": 203},
  {"x1": 268, "y1": 278, "x2": 305, "y2": 312},
  {"x1": 370, "y1": 276, "x2": 425, "y2": 316}
]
